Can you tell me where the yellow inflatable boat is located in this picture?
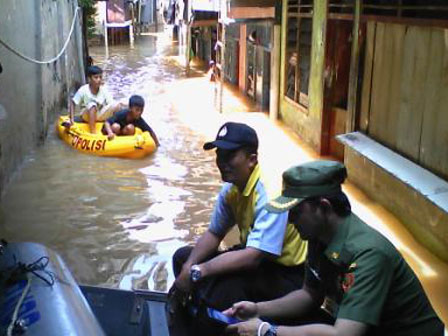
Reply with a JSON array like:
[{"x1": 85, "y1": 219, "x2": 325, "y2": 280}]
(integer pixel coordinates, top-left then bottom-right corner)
[{"x1": 56, "y1": 116, "x2": 157, "y2": 159}]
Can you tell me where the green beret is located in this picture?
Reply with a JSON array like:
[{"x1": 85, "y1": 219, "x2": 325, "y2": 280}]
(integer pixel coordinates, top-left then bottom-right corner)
[{"x1": 265, "y1": 160, "x2": 347, "y2": 213}]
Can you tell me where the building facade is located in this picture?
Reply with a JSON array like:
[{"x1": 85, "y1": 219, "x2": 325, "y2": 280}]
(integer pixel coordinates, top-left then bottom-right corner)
[{"x1": 278, "y1": 0, "x2": 448, "y2": 262}]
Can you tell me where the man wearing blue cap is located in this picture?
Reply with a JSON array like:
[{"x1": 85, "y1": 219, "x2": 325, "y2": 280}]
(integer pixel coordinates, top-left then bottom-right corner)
[
  {"x1": 225, "y1": 160, "x2": 444, "y2": 336},
  {"x1": 169, "y1": 122, "x2": 307, "y2": 335}
]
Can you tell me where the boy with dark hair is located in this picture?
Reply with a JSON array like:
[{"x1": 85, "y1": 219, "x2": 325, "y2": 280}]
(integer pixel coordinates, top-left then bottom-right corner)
[
  {"x1": 68, "y1": 65, "x2": 122, "y2": 134},
  {"x1": 102, "y1": 95, "x2": 160, "y2": 146}
]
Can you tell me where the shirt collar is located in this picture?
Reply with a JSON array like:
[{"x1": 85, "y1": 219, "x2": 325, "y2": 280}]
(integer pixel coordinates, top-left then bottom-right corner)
[
  {"x1": 324, "y1": 214, "x2": 352, "y2": 264},
  {"x1": 242, "y1": 164, "x2": 260, "y2": 197}
]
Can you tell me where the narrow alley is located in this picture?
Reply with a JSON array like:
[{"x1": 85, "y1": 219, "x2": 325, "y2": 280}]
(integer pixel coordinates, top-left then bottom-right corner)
[{"x1": 1, "y1": 27, "x2": 447, "y2": 326}]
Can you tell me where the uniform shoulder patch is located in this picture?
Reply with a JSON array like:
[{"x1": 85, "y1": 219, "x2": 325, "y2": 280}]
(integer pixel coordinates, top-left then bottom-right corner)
[{"x1": 342, "y1": 272, "x2": 355, "y2": 293}]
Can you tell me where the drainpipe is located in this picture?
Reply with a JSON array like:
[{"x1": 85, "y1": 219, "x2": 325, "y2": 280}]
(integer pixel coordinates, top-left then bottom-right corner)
[
  {"x1": 103, "y1": 1, "x2": 109, "y2": 59},
  {"x1": 130, "y1": 2, "x2": 135, "y2": 47},
  {"x1": 35, "y1": 0, "x2": 44, "y2": 142},
  {"x1": 218, "y1": 0, "x2": 228, "y2": 114},
  {"x1": 219, "y1": 22, "x2": 226, "y2": 114},
  {"x1": 185, "y1": 0, "x2": 192, "y2": 74},
  {"x1": 75, "y1": 3, "x2": 85, "y2": 83},
  {"x1": 269, "y1": 3, "x2": 281, "y2": 121}
]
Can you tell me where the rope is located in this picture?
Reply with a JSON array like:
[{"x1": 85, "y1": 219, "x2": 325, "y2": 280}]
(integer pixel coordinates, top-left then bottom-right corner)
[
  {"x1": 0, "y1": 6, "x2": 80, "y2": 65},
  {"x1": 6, "y1": 273, "x2": 32, "y2": 336},
  {"x1": 3, "y1": 255, "x2": 55, "y2": 335}
]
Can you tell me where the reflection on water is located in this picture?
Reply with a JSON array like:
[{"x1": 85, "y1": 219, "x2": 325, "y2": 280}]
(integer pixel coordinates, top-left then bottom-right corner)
[{"x1": 0, "y1": 29, "x2": 221, "y2": 291}]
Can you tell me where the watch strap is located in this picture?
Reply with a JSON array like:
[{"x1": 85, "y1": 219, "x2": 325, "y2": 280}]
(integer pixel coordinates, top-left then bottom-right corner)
[{"x1": 265, "y1": 324, "x2": 278, "y2": 336}]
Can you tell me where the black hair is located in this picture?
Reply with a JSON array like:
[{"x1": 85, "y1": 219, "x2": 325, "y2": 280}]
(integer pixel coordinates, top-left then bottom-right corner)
[
  {"x1": 87, "y1": 65, "x2": 103, "y2": 76},
  {"x1": 129, "y1": 95, "x2": 145, "y2": 108},
  {"x1": 241, "y1": 145, "x2": 258, "y2": 156},
  {"x1": 306, "y1": 192, "x2": 351, "y2": 217}
]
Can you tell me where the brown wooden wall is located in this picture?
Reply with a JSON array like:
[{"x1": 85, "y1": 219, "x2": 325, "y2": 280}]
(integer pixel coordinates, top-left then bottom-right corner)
[{"x1": 360, "y1": 22, "x2": 448, "y2": 179}]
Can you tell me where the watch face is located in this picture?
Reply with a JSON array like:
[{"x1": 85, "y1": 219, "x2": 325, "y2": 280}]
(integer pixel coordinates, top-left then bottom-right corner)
[
  {"x1": 190, "y1": 266, "x2": 202, "y2": 282},
  {"x1": 191, "y1": 270, "x2": 201, "y2": 282}
]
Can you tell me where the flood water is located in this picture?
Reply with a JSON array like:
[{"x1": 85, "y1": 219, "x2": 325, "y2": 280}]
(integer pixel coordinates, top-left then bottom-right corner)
[
  {"x1": 1, "y1": 27, "x2": 447, "y2": 328},
  {"x1": 0, "y1": 28, "x2": 223, "y2": 292}
]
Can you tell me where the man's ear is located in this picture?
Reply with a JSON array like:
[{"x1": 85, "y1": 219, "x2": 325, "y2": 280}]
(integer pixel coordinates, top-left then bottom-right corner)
[
  {"x1": 248, "y1": 153, "x2": 258, "y2": 168},
  {"x1": 319, "y1": 198, "x2": 333, "y2": 214}
]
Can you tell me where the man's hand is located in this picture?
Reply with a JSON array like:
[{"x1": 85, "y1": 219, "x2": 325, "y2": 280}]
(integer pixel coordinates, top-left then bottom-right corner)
[
  {"x1": 166, "y1": 284, "x2": 189, "y2": 326},
  {"x1": 223, "y1": 301, "x2": 258, "y2": 320},
  {"x1": 107, "y1": 132, "x2": 115, "y2": 140},
  {"x1": 174, "y1": 267, "x2": 193, "y2": 293},
  {"x1": 226, "y1": 318, "x2": 263, "y2": 336}
]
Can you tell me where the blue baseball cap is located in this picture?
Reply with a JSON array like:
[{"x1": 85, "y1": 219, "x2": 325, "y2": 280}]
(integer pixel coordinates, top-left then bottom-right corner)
[{"x1": 203, "y1": 122, "x2": 258, "y2": 151}]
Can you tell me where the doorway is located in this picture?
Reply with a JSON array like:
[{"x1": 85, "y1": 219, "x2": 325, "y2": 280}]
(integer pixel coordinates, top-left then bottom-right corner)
[{"x1": 322, "y1": 19, "x2": 353, "y2": 160}]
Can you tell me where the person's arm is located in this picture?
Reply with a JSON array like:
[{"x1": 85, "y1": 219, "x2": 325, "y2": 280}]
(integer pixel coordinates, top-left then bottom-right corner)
[
  {"x1": 103, "y1": 121, "x2": 115, "y2": 140},
  {"x1": 199, "y1": 246, "x2": 265, "y2": 279},
  {"x1": 227, "y1": 318, "x2": 368, "y2": 336},
  {"x1": 70, "y1": 88, "x2": 83, "y2": 124},
  {"x1": 226, "y1": 287, "x2": 368, "y2": 336},
  {"x1": 271, "y1": 319, "x2": 368, "y2": 336},
  {"x1": 69, "y1": 99, "x2": 75, "y2": 125},
  {"x1": 174, "y1": 229, "x2": 222, "y2": 293},
  {"x1": 257, "y1": 285, "x2": 321, "y2": 320},
  {"x1": 245, "y1": 208, "x2": 289, "y2": 258},
  {"x1": 247, "y1": 249, "x2": 390, "y2": 336},
  {"x1": 138, "y1": 119, "x2": 160, "y2": 147},
  {"x1": 148, "y1": 127, "x2": 160, "y2": 147}
]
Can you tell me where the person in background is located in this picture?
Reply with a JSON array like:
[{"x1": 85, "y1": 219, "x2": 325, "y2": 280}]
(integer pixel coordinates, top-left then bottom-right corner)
[
  {"x1": 102, "y1": 95, "x2": 160, "y2": 146},
  {"x1": 208, "y1": 60, "x2": 217, "y2": 82},
  {"x1": 225, "y1": 160, "x2": 444, "y2": 336}
]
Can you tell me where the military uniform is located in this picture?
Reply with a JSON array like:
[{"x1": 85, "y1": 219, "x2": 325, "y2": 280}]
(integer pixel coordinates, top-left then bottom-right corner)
[
  {"x1": 305, "y1": 213, "x2": 444, "y2": 336},
  {"x1": 265, "y1": 160, "x2": 444, "y2": 336}
]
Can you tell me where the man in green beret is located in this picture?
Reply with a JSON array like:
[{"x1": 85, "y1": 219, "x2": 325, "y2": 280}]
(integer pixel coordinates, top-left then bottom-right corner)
[{"x1": 225, "y1": 160, "x2": 444, "y2": 336}]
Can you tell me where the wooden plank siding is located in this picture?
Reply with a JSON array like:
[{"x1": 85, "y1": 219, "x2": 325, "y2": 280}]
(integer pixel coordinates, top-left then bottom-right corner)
[
  {"x1": 368, "y1": 23, "x2": 405, "y2": 152},
  {"x1": 419, "y1": 28, "x2": 448, "y2": 179},
  {"x1": 360, "y1": 22, "x2": 448, "y2": 179},
  {"x1": 359, "y1": 21, "x2": 376, "y2": 132},
  {"x1": 396, "y1": 25, "x2": 430, "y2": 159}
]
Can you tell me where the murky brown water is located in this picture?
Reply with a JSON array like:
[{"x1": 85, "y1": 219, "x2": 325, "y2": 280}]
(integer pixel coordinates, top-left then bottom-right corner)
[
  {"x1": 1, "y1": 27, "x2": 447, "y2": 328},
  {"x1": 0, "y1": 28, "x2": 222, "y2": 292}
]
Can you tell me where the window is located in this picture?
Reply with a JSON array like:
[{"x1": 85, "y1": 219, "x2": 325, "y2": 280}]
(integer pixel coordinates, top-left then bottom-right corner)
[
  {"x1": 285, "y1": 0, "x2": 312, "y2": 108},
  {"x1": 363, "y1": 0, "x2": 448, "y2": 20}
]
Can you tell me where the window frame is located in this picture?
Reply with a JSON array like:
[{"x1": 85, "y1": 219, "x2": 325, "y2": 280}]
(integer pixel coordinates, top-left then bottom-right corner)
[{"x1": 284, "y1": 0, "x2": 313, "y2": 110}]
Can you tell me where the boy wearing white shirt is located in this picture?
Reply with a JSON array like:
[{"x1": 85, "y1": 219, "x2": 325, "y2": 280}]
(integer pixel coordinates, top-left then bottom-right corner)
[{"x1": 68, "y1": 66, "x2": 121, "y2": 134}]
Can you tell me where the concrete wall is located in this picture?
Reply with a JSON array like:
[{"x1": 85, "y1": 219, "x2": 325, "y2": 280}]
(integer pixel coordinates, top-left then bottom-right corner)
[
  {"x1": 0, "y1": 0, "x2": 84, "y2": 196},
  {"x1": 278, "y1": 0, "x2": 327, "y2": 153}
]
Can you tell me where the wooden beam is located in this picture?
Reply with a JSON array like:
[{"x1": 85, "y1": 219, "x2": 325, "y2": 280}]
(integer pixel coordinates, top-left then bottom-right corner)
[
  {"x1": 230, "y1": 0, "x2": 276, "y2": 8},
  {"x1": 228, "y1": 7, "x2": 275, "y2": 19},
  {"x1": 191, "y1": 19, "x2": 217, "y2": 27},
  {"x1": 346, "y1": 0, "x2": 361, "y2": 133}
]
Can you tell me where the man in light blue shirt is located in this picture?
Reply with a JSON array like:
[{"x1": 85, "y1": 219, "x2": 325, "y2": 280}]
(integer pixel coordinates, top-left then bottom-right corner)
[{"x1": 169, "y1": 122, "x2": 307, "y2": 336}]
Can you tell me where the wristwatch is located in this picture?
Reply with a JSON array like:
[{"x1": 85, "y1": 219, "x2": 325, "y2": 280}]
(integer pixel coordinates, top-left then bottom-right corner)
[
  {"x1": 264, "y1": 324, "x2": 278, "y2": 336},
  {"x1": 190, "y1": 264, "x2": 202, "y2": 283}
]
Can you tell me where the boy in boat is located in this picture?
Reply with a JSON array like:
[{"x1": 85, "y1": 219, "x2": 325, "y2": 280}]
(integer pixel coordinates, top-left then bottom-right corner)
[
  {"x1": 67, "y1": 65, "x2": 122, "y2": 134},
  {"x1": 102, "y1": 95, "x2": 160, "y2": 146}
]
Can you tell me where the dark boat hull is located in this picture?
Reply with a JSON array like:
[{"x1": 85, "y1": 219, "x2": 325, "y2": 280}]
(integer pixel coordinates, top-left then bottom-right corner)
[{"x1": 80, "y1": 285, "x2": 170, "y2": 336}]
